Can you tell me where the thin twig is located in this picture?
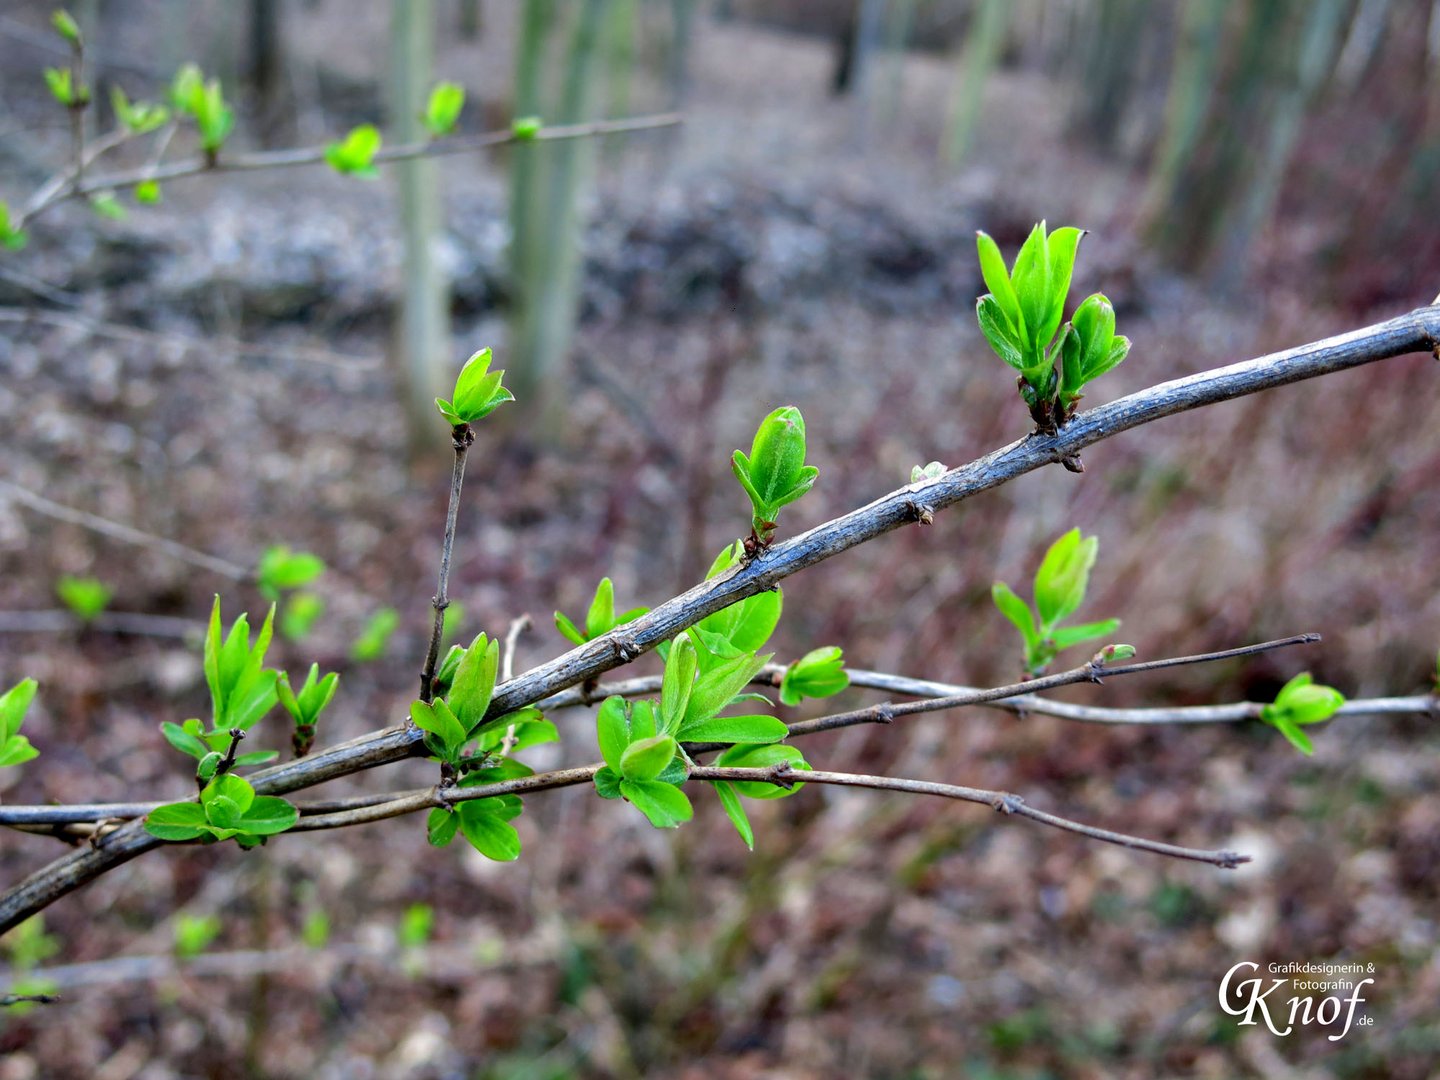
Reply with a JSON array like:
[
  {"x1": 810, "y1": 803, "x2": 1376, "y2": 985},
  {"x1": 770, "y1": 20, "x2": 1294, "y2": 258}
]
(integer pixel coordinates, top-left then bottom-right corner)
[
  {"x1": 419, "y1": 425, "x2": 474, "y2": 703},
  {"x1": 688, "y1": 765, "x2": 1248, "y2": 867},
  {"x1": 0, "y1": 479, "x2": 250, "y2": 581},
  {"x1": 499, "y1": 615, "x2": 534, "y2": 757},
  {"x1": 0, "y1": 609, "x2": 200, "y2": 638},
  {"x1": 0, "y1": 992, "x2": 61, "y2": 1007},
  {"x1": 0, "y1": 306, "x2": 381, "y2": 369},
  {"x1": 502, "y1": 615, "x2": 532, "y2": 683},
  {"x1": 2, "y1": 308, "x2": 1436, "y2": 932},
  {"x1": 837, "y1": 669, "x2": 1438, "y2": 725},
  {"x1": 16, "y1": 113, "x2": 683, "y2": 229},
  {"x1": 782, "y1": 637, "x2": 1319, "y2": 740}
]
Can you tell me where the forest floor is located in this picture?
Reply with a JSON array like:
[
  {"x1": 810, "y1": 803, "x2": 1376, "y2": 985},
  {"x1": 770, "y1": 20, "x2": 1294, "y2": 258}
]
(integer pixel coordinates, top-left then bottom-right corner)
[{"x1": 0, "y1": 5, "x2": 1437, "y2": 1078}]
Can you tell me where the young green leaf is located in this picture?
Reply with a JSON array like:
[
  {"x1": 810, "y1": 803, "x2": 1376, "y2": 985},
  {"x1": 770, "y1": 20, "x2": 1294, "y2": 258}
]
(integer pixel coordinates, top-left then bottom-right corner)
[
  {"x1": 713, "y1": 781, "x2": 754, "y2": 849},
  {"x1": 144, "y1": 802, "x2": 209, "y2": 841},
  {"x1": 424, "y1": 81, "x2": 465, "y2": 135},
  {"x1": 191, "y1": 78, "x2": 234, "y2": 153},
  {"x1": 351, "y1": 607, "x2": 399, "y2": 662},
  {"x1": 426, "y1": 808, "x2": 460, "y2": 847},
  {"x1": 325, "y1": 124, "x2": 382, "y2": 177},
  {"x1": 238, "y1": 795, "x2": 300, "y2": 835},
  {"x1": 595, "y1": 696, "x2": 655, "y2": 772},
  {"x1": 44, "y1": 67, "x2": 79, "y2": 106},
  {"x1": 280, "y1": 592, "x2": 324, "y2": 641},
  {"x1": 1260, "y1": 673, "x2": 1346, "y2": 755},
  {"x1": 1008, "y1": 222, "x2": 1050, "y2": 355},
  {"x1": 161, "y1": 720, "x2": 209, "y2": 761},
  {"x1": 89, "y1": 192, "x2": 125, "y2": 220},
  {"x1": 778, "y1": 646, "x2": 849, "y2": 707},
  {"x1": 0, "y1": 737, "x2": 39, "y2": 769},
  {"x1": 110, "y1": 86, "x2": 170, "y2": 134},
  {"x1": 173, "y1": 914, "x2": 222, "y2": 959},
  {"x1": 256, "y1": 546, "x2": 325, "y2": 598},
  {"x1": 975, "y1": 231, "x2": 1022, "y2": 336},
  {"x1": 976, "y1": 295, "x2": 1027, "y2": 373},
  {"x1": 458, "y1": 810, "x2": 522, "y2": 861},
  {"x1": 511, "y1": 116, "x2": 543, "y2": 140},
  {"x1": 0, "y1": 201, "x2": 28, "y2": 251},
  {"x1": 1033, "y1": 528, "x2": 1098, "y2": 628},
  {"x1": 660, "y1": 635, "x2": 697, "y2": 731},
  {"x1": 620, "y1": 779, "x2": 693, "y2": 828},
  {"x1": 134, "y1": 179, "x2": 162, "y2": 204},
  {"x1": 619, "y1": 734, "x2": 679, "y2": 782},
  {"x1": 586, "y1": 577, "x2": 615, "y2": 639},
  {"x1": 991, "y1": 582, "x2": 1037, "y2": 647},
  {"x1": 1049, "y1": 618, "x2": 1121, "y2": 651},
  {"x1": 1038, "y1": 226, "x2": 1084, "y2": 349},
  {"x1": 593, "y1": 766, "x2": 623, "y2": 799},
  {"x1": 447, "y1": 633, "x2": 498, "y2": 733},
  {"x1": 682, "y1": 651, "x2": 770, "y2": 733},
  {"x1": 716, "y1": 743, "x2": 811, "y2": 799},
  {"x1": 411, "y1": 698, "x2": 467, "y2": 760},
  {"x1": 440, "y1": 347, "x2": 516, "y2": 425},
  {"x1": 676, "y1": 713, "x2": 788, "y2": 744},
  {"x1": 1, "y1": 679, "x2": 38, "y2": 741},
  {"x1": 52, "y1": 10, "x2": 81, "y2": 45},
  {"x1": 910, "y1": 461, "x2": 947, "y2": 483}
]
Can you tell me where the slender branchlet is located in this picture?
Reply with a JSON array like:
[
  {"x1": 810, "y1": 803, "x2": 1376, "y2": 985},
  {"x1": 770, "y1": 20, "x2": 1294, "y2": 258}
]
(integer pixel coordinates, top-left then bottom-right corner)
[{"x1": 418, "y1": 423, "x2": 474, "y2": 703}]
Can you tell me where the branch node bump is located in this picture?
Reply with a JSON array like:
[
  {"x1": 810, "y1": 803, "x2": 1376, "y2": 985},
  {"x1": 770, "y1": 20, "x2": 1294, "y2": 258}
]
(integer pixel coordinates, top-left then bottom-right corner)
[
  {"x1": 991, "y1": 793, "x2": 1024, "y2": 814},
  {"x1": 907, "y1": 500, "x2": 935, "y2": 526},
  {"x1": 611, "y1": 635, "x2": 640, "y2": 663},
  {"x1": 874, "y1": 703, "x2": 896, "y2": 724}
]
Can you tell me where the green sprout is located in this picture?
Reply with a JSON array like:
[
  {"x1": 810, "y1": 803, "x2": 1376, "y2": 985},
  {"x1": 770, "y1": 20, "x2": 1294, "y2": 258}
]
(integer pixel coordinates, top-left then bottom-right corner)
[
  {"x1": 1260, "y1": 673, "x2": 1345, "y2": 755},
  {"x1": 992, "y1": 528, "x2": 1121, "y2": 676},
  {"x1": 436, "y1": 347, "x2": 515, "y2": 427},
  {"x1": 731, "y1": 406, "x2": 818, "y2": 554},
  {"x1": 975, "y1": 222, "x2": 1129, "y2": 432}
]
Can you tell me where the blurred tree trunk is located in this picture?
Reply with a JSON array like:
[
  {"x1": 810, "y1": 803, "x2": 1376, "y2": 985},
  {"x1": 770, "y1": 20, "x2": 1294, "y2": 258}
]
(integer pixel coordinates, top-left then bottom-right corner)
[
  {"x1": 458, "y1": 0, "x2": 483, "y2": 40},
  {"x1": 602, "y1": 0, "x2": 638, "y2": 160},
  {"x1": 507, "y1": 0, "x2": 608, "y2": 424},
  {"x1": 390, "y1": 0, "x2": 451, "y2": 457},
  {"x1": 668, "y1": 0, "x2": 696, "y2": 105},
  {"x1": 249, "y1": 0, "x2": 287, "y2": 145},
  {"x1": 942, "y1": 0, "x2": 1008, "y2": 166},
  {"x1": 1206, "y1": 0, "x2": 1346, "y2": 286},
  {"x1": 1068, "y1": 0, "x2": 1147, "y2": 154},
  {"x1": 870, "y1": 0, "x2": 917, "y2": 131},
  {"x1": 1139, "y1": 1, "x2": 1227, "y2": 228}
]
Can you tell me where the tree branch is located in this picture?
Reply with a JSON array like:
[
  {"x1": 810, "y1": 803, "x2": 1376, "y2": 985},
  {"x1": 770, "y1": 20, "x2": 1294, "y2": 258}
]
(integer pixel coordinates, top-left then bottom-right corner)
[
  {"x1": 1, "y1": 307, "x2": 1436, "y2": 932},
  {"x1": 688, "y1": 765, "x2": 1249, "y2": 867},
  {"x1": 0, "y1": 479, "x2": 251, "y2": 581},
  {"x1": 779, "y1": 636, "x2": 1321, "y2": 740},
  {"x1": 15, "y1": 113, "x2": 683, "y2": 229},
  {"x1": 418, "y1": 425, "x2": 473, "y2": 703}
]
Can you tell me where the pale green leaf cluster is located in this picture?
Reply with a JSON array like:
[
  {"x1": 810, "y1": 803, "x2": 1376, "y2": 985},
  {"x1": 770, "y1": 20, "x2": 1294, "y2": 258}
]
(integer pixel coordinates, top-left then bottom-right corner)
[
  {"x1": 992, "y1": 528, "x2": 1121, "y2": 676},
  {"x1": 145, "y1": 773, "x2": 298, "y2": 847},
  {"x1": 55, "y1": 575, "x2": 110, "y2": 621},
  {"x1": 424, "y1": 82, "x2": 465, "y2": 136},
  {"x1": 779, "y1": 646, "x2": 849, "y2": 706},
  {"x1": 436, "y1": 347, "x2": 515, "y2": 426},
  {"x1": 1260, "y1": 673, "x2": 1345, "y2": 755},
  {"x1": 0, "y1": 679, "x2": 41, "y2": 770},
  {"x1": 731, "y1": 406, "x2": 819, "y2": 547},
  {"x1": 324, "y1": 124, "x2": 382, "y2": 178},
  {"x1": 256, "y1": 545, "x2": 325, "y2": 599},
  {"x1": 555, "y1": 577, "x2": 647, "y2": 646},
  {"x1": 170, "y1": 64, "x2": 234, "y2": 153},
  {"x1": 976, "y1": 222, "x2": 1129, "y2": 428}
]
